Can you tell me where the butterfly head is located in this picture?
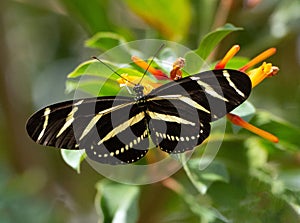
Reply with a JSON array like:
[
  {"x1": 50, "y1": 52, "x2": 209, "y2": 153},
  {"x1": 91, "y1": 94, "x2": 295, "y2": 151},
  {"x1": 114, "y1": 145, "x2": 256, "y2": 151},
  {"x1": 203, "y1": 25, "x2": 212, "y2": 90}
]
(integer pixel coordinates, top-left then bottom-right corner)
[{"x1": 133, "y1": 84, "x2": 145, "y2": 100}]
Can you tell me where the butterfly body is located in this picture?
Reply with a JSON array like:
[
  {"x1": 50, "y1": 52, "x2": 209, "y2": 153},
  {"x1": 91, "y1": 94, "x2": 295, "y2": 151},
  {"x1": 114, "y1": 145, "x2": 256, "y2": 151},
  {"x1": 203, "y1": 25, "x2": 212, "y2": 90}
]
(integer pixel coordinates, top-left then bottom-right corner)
[{"x1": 26, "y1": 69, "x2": 251, "y2": 165}]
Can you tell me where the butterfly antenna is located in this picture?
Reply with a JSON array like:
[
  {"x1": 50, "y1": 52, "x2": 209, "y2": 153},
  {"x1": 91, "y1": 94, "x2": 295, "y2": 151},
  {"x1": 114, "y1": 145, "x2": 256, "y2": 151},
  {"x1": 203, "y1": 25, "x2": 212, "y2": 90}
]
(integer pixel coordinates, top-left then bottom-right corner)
[
  {"x1": 138, "y1": 44, "x2": 165, "y2": 85},
  {"x1": 92, "y1": 56, "x2": 136, "y2": 86}
]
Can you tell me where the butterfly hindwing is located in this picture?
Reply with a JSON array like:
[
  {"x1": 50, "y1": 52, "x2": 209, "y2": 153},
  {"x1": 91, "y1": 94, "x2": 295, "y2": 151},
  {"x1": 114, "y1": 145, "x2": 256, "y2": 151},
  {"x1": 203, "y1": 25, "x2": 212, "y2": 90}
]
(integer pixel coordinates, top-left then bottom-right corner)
[
  {"x1": 146, "y1": 102, "x2": 211, "y2": 153},
  {"x1": 78, "y1": 98, "x2": 149, "y2": 164}
]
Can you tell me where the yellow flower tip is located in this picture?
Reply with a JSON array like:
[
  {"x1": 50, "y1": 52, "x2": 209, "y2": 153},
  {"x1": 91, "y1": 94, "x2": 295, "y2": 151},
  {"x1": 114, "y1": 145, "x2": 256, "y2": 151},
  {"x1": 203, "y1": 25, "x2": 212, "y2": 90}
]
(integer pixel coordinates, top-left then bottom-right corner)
[
  {"x1": 239, "y1": 48, "x2": 277, "y2": 72},
  {"x1": 117, "y1": 73, "x2": 128, "y2": 85},
  {"x1": 117, "y1": 73, "x2": 138, "y2": 87},
  {"x1": 117, "y1": 74, "x2": 161, "y2": 94},
  {"x1": 248, "y1": 62, "x2": 279, "y2": 88},
  {"x1": 215, "y1": 45, "x2": 240, "y2": 69},
  {"x1": 227, "y1": 113, "x2": 279, "y2": 143}
]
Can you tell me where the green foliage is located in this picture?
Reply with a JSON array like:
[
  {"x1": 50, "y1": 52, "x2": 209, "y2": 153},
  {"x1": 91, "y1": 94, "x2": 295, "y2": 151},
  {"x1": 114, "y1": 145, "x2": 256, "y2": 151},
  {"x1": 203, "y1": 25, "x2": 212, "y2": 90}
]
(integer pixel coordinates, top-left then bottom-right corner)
[
  {"x1": 6, "y1": 0, "x2": 300, "y2": 222},
  {"x1": 185, "y1": 24, "x2": 243, "y2": 73},
  {"x1": 0, "y1": 167, "x2": 66, "y2": 223},
  {"x1": 95, "y1": 180, "x2": 140, "y2": 223},
  {"x1": 124, "y1": 0, "x2": 192, "y2": 41},
  {"x1": 60, "y1": 149, "x2": 86, "y2": 173},
  {"x1": 59, "y1": 0, "x2": 112, "y2": 34},
  {"x1": 85, "y1": 32, "x2": 127, "y2": 51},
  {"x1": 194, "y1": 24, "x2": 243, "y2": 60},
  {"x1": 184, "y1": 158, "x2": 230, "y2": 195}
]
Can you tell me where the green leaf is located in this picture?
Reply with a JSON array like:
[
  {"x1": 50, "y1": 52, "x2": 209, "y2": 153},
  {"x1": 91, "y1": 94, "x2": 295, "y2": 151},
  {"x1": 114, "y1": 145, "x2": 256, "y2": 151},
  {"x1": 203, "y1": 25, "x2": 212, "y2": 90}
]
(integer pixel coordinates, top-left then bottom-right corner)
[
  {"x1": 185, "y1": 158, "x2": 229, "y2": 194},
  {"x1": 124, "y1": 0, "x2": 191, "y2": 41},
  {"x1": 95, "y1": 180, "x2": 140, "y2": 223},
  {"x1": 66, "y1": 78, "x2": 121, "y2": 96},
  {"x1": 85, "y1": 32, "x2": 133, "y2": 60},
  {"x1": 60, "y1": 149, "x2": 86, "y2": 173},
  {"x1": 85, "y1": 32, "x2": 127, "y2": 51},
  {"x1": 67, "y1": 59, "x2": 143, "y2": 79},
  {"x1": 231, "y1": 101, "x2": 256, "y2": 120},
  {"x1": 250, "y1": 111, "x2": 300, "y2": 151},
  {"x1": 163, "y1": 177, "x2": 230, "y2": 222},
  {"x1": 67, "y1": 60, "x2": 119, "y2": 78},
  {"x1": 66, "y1": 61, "x2": 146, "y2": 96},
  {"x1": 195, "y1": 24, "x2": 243, "y2": 60},
  {"x1": 279, "y1": 170, "x2": 300, "y2": 192},
  {"x1": 183, "y1": 51, "x2": 207, "y2": 74}
]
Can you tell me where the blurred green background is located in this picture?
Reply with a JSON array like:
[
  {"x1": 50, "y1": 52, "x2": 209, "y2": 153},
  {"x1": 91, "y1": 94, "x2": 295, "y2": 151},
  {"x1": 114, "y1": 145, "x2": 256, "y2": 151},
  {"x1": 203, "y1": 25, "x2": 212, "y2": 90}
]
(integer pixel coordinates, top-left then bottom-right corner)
[{"x1": 1, "y1": 0, "x2": 300, "y2": 222}]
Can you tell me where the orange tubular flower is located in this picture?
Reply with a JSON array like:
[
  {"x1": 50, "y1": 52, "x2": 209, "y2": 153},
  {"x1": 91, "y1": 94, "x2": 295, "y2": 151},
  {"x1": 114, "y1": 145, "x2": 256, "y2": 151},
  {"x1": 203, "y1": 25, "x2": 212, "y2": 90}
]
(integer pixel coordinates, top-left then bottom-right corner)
[
  {"x1": 239, "y1": 48, "x2": 277, "y2": 72},
  {"x1": 215, "y1": 45, "x2": 240, "y2": 69},
  {"x1": 227, "y1": 113, "x2": 279, "y2": 143},
  {"x1": 131, "y1": 56, "x2": 169, "y2": 80}
]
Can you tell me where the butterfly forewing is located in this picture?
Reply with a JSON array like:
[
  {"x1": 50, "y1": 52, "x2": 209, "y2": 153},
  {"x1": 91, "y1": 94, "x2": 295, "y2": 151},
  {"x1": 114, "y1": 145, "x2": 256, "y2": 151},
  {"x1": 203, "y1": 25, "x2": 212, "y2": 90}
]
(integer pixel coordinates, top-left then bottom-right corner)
[
  {"x1": 26, "y1": 97, "x2": 149, "y2": 164},
  {"x1": 149, "y1": 69, "x2": 251, "y2": 121},
  {"x1": 26, "y1": 99, "x2": 80, "y2": 148}
]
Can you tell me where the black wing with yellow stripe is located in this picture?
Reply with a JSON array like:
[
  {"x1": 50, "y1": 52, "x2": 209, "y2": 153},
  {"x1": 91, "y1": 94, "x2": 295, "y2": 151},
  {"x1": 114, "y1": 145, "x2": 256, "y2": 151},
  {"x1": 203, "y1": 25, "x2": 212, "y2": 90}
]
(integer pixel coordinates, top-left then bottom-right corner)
[
  {"x1": 145, "y1": 69, "x2": 251, "y2": 154},
  {"x1": 26, "y1": 69, "x2": 251, "y2": 165}
]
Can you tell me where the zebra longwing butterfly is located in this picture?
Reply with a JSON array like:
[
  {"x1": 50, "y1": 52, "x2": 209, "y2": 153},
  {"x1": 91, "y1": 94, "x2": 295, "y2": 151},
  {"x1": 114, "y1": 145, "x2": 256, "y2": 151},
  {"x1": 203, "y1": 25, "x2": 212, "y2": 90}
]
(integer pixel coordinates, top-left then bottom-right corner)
[{"x1": 26, "y1": 69, "x2": 251, "y2": 165}]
